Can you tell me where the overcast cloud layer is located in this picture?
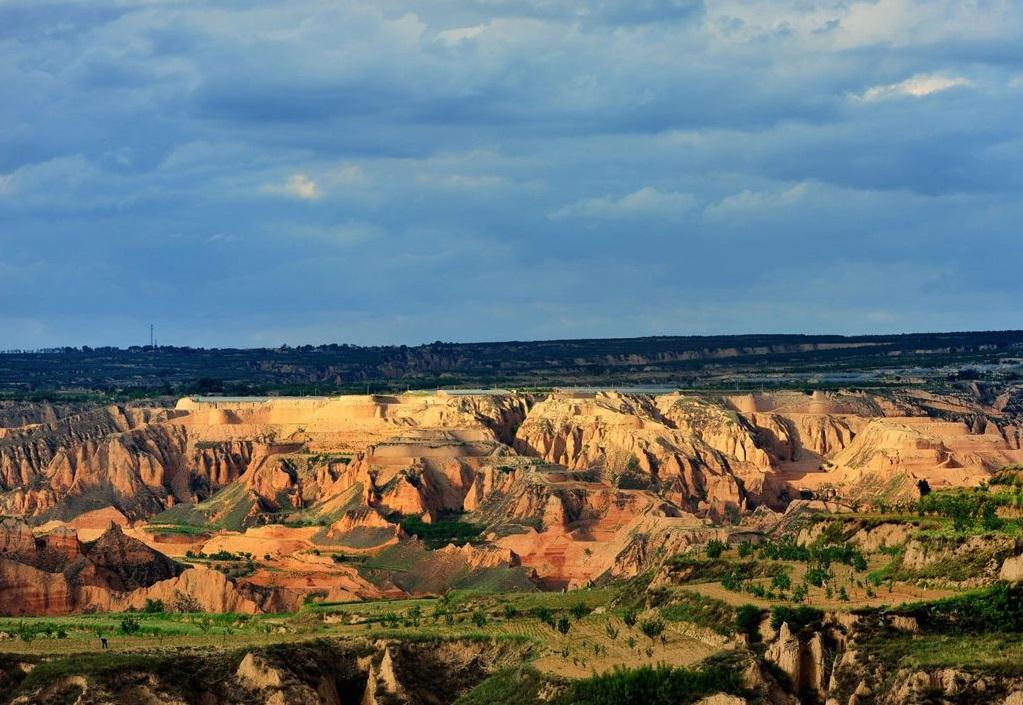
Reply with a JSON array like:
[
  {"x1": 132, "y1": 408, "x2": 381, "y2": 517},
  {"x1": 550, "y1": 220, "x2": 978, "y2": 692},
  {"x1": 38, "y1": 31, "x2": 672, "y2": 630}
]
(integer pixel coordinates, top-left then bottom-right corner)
[{"x1": 2, "y1": 0, "x2": 1022, "y2": 348}]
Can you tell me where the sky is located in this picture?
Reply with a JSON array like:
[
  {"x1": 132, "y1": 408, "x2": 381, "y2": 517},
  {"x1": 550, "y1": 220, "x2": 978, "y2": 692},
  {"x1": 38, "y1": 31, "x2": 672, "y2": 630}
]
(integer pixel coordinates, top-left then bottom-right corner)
[{"x1": 2, "y1": 0, "x2": 1023, "y2": 349}]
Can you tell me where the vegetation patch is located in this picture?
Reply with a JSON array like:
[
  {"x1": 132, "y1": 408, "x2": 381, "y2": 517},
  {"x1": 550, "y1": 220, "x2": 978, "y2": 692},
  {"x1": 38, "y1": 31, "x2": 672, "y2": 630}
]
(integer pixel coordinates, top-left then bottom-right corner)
[
  {"x1": 658, "y1": 591, "x2": 737, "y2": 636},
  {"x1": 892, "y1": 582, "x2": 1023, "y2": 633},
  {"x1": 559, "y1": 663, "x2": 745, "y2": 705},
  {"x1": 400, "y1": 515, "x2": 485, "y2": 549},
  {"x1": 453, "y1": 666, "x2": 550, "y2": 705}
]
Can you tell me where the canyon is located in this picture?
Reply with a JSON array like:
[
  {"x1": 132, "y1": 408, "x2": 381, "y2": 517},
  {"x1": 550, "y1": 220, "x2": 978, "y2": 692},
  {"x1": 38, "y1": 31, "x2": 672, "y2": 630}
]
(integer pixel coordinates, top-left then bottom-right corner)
[
  {"x1": 0, "y1": 386, "x2": 1020, "y2": 616},
  {"x1": 3, "y1": 381, "x2": 1023, "y2": 705}
]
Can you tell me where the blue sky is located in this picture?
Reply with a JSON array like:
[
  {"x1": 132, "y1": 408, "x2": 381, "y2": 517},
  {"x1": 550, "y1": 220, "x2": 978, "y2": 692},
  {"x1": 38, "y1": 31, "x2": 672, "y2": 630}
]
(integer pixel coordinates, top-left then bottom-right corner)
[{"x1": 2, "y1": 0, "x2": 1022, "y2": 348}]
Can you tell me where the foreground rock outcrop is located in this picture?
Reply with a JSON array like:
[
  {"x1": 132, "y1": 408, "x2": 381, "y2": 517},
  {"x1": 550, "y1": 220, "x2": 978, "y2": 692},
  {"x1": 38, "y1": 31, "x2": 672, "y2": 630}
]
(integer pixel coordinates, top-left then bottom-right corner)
[{"x1": 3, "y1": 638, "x2": 526, "y2": 705}]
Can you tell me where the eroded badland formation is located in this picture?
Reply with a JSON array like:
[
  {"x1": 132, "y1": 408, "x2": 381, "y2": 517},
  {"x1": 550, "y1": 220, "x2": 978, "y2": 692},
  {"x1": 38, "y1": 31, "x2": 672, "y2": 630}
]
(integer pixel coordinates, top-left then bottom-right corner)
[{"x1": 4, "y1": 366, "x2": 1023, "y2": 704}]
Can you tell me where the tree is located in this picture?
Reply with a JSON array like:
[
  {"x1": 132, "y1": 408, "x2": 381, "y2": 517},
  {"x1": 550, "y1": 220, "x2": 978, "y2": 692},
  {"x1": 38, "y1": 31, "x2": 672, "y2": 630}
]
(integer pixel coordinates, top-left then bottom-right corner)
[
  {"x1": 771, "y1": 573, "x2": 791, "y2": 591},
  {"x1": 705, "y1": 540, "x2": 726, "y2": 559},
  {"x1": 172, "y1": 591, "x2": 201, "y2": 614},
  {"x1": 735, "y1": 605, "x2": 762, "y2": 639},
  {"x1": 557, "y1": 617, "x2": 571, "y2": 635},
  {"x1": 120, "y1": 615, "x2": 141, "y2": 636},
  {"x1": 534, "y1": 606, "x2": 555, "y2": 627},
  {"x1": 917, "y1": 479, "x2": 932, "y2": 497},
  {"x1": 639, "y1": 617, "x2": 665, "y2": 643}
]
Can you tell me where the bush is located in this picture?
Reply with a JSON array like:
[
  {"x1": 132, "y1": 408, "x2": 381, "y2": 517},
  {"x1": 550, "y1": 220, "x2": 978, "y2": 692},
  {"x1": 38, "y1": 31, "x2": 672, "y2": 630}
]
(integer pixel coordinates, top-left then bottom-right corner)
[
  {"x1": 120, "y1": 615, "x2": 142, "y2": 636},
  {"x1": 735, "y1": 604, "x2": 762, "y2": 639},
  {"x1": 472, "y1": 610, "x2": 487, "y2": 628},
  {"x1": 770, "y1": 606, "x2": 823, "y2": 632},
  {"x1": 639, "y1": 617, "x2": 665, "y2": 642},
  {"x1": 705, "y1": 540, "x2": 726, "y2": 559},
  {"x1": 534, "y1": 606, "x2": 555, "y2": 627},
  {"x1": 172, "y1": 591, "x2": 201, "y2": 614},
  {"x1": 557, "y1": 617, "x2": 571, "y2": 635},
  {"x1": 570, "y1": 603, "x2": 591, "y2": 619},
  {"x1": 804, "y1": 565, "x2": 831, "y2": 587},
  {"x1": 142, "y1": 598, "x2": 165, "y2": 614}
]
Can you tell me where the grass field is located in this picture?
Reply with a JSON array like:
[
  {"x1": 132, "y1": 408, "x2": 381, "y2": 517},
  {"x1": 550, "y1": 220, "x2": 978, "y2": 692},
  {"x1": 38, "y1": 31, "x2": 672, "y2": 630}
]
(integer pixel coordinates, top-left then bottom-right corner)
[{"x1": 0, "y1": 585, "x2": 719, "y2": 680}]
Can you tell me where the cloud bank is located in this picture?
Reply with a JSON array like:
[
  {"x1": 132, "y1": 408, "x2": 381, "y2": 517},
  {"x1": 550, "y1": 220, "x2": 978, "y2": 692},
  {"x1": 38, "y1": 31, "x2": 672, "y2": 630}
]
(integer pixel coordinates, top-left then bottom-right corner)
[{"x1": 1, "y1": 0, "x2": 1021, "y2": 347}]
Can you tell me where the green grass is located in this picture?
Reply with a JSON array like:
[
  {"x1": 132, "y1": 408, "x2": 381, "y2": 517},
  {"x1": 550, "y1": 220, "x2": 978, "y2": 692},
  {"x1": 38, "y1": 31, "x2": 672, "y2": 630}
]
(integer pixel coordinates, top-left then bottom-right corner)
[
  {"x1": 558, "y1": 662, "x2": 745, "y2": 705},
  {"x1": 658, "y1": 591, "x2": 736, "y2": 636},
  {"x1": 859, "y1": 632, "x2": 1023, "y2": 676},
  {"x1": 454, "y1": 666, "x2": 549, "y2": 705},
  {"x1": 143, "y1": 523, "x2": 209, "y2": 536},
  {"x1": 150, "y1": 482, "x2": 255, "y2": 532}
]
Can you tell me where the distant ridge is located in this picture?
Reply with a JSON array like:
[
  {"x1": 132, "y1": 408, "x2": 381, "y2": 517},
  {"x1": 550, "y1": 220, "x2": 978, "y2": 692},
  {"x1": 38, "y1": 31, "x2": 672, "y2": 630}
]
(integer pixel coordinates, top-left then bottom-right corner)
[{"x1": 1, "y1": 330, "x2": 1021, "y2": 399}]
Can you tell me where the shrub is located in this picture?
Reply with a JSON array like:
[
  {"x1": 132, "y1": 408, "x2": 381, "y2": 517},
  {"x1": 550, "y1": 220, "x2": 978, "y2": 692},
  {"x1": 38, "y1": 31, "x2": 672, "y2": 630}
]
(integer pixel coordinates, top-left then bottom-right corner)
[
  {"x1": 770, "y1": 605, "x2": 823, "y2": 632},
  {"x1": 142, "y1": 598, "x2": 165, "y2": 614},
  {"x1": 120, "y1": 615, "x2": 142, "y2": 636},
  {"x1": 172, "y1": 591, "x2": 201, "y2": 614},
  {"x1": 557, "y1": 617, "x2": 571, "y2": 635},
  {"x1": 639, "y1": 617, "x2": 665, "y2": 642},
  {"x1": 534, "y1": 606, "x2": 555, "y2": 627},
  {"x1": 735, "y1": 604, "x2": 762, "y2": 639},
  {"x1": 570, "y1": 603, "x2": 591, "y2": 620},
  {"x1": 705, "y1": 540, "x2": 726, "y2": 559},
  {"x1": 804, "y1": 565, "x2": 831, "y2": 587}
]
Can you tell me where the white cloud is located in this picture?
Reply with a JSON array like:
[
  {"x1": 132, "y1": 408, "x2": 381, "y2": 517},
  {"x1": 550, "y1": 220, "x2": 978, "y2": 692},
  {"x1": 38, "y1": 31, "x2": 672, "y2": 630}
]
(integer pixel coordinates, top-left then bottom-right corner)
[
  {"x1": 436, "y1": 24, "x2": 488, "y2": 45},
  {"x1": 264, "y1": 173, "x2": 320, "y2": 200},
  {"x1": 704, "y1": 182, "x2": 809, "y2": 218},
  {"x1": 854, "y1": 73, "x2": 972, "y2": 102},
  {"x1": 549, "y1": 187, "x2": 698, "y2": 220}
]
